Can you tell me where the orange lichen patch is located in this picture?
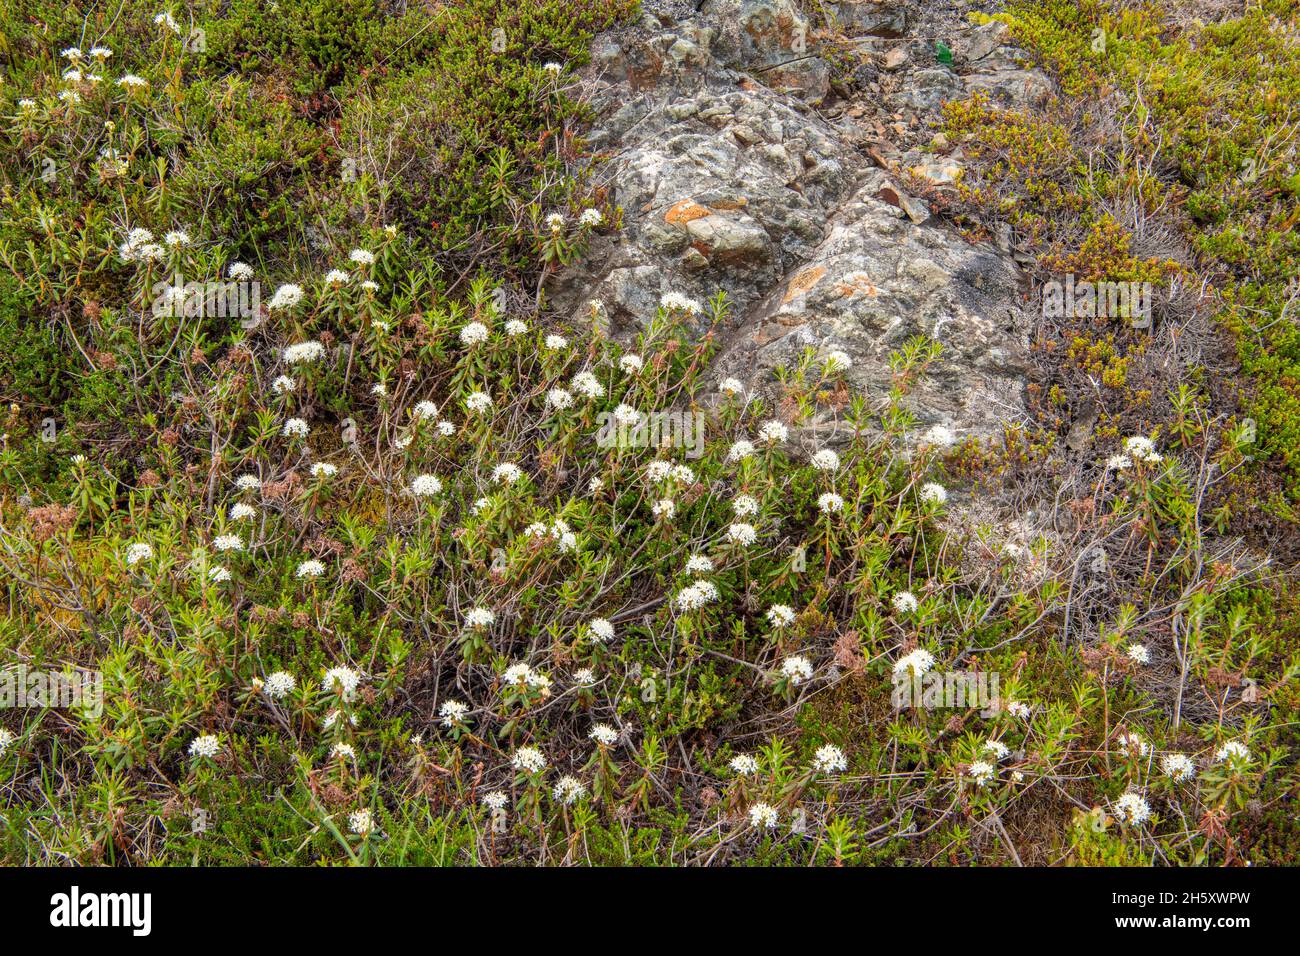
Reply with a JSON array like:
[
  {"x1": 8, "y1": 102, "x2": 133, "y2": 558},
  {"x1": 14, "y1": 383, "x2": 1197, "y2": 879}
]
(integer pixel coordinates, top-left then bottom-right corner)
[
  {"x1": 833, "y1": 271, "x2": 880, "y2": 298},
  {"x1": 665, "y1": 199, "x2": 712, "y2": 226},
  {"x1": 783, "y1": 265, "x2": 826, "y2": 303}
]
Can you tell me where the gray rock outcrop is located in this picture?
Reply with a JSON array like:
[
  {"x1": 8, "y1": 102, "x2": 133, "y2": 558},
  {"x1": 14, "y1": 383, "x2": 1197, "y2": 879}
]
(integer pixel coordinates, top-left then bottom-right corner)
[{"x1": 550, "y1": 0, "x2": 1047, "y2": 439}]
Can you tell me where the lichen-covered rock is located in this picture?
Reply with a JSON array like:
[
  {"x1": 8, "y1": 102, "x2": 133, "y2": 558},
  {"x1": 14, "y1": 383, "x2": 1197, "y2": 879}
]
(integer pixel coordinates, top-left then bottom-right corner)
[{"x1": 552, "y1": 2, "x2": 1042, "y2": 439}]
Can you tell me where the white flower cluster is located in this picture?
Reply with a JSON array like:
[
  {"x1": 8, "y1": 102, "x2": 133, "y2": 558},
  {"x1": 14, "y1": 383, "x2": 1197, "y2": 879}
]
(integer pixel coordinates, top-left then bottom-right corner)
[{"x1": 1112, "y1": 791, "x2": 1151, "y2": 825}]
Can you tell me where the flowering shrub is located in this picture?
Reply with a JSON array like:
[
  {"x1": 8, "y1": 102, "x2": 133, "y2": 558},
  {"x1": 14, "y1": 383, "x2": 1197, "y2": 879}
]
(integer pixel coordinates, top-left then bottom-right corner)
[{"x1": 0, "y1": 0, "x2": 1293, "y2": 866}]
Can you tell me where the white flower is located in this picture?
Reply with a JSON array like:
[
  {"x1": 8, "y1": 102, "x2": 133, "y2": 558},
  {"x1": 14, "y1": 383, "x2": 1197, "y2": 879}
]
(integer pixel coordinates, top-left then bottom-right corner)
[
  {"x1": 571, "y1": 371, "x2": 604, "y2": 398},
  {"x1": 652, "y1": 498, "x2": 676, "y2": 520},
  {"x1": 758, "y1": 420, "x2": 788, "y2": 444},
  {"x1": 436, "y1": 420, "x2": 456, "y2": 437},
  {"x1": 465, "y1": 391, "x2": 493, "y2": 414},
  {"x1": 891, "y1": 591, "x2": 918, "y2": 614},
  {"x1": 686, "y1": 554, "x2": 714, "y2": 574},
  {"x1": 1215, "y1": 741, "x2": 1251, "y2": 764},
  {"x1": 163, "y1": 230, "x2": 190, "y2": 248},
  {"x1": 349, "y1": 248, "x2": 375, "y2": 265},
  {"x1": 283, "y1": 341, "x2": 325, "y2": 364},
  {"x1": 546, "y1": 388, "x2": 574, "y2": 410},
  {"x1": 544, "y1": 212, "x2": 565, "y2": 232},
  {"x1": 543, "y1": 62, "x2": 563, "y2": 74},
  {"x1": 322, "y1": 666, "x2": 361, "y2": 698},
  {"x1": 919, "y1": 482, "x2": 947, "y2": 505},
  {"x1": 674, "y1": 580, "x2": 720, "y2": 612},
  {"x1": 61, "y1": 47, "x2": 84, "y2": 61},
  {"x1": 968, "y1": 760, "x2": 996, "y2": 786},
  {"x1": 893, "y1": 648, "x2": 935, "y2": 677},
  {"x1": 1008, "y1": 701, "x2": 1031, "y2": 719},
  {"x1": 264, "y1": 671, "x2": 295, "y2": 700},
  {"x1": 504, "y1": 319, "x2": 528, "y2": 336},
  {"x1": 481, "y1": 791, "x2": 508, "y2": 811},
  {"x1": 296, "y1": 559, "x2": 326, "y2": 578},
  {"x1": 1106, "y1": 454, "x2": 1133, "y2": 471},
  {"x1": 1126, "y1": 643, "x2": 1150, "y2": 665},
  {"x1": 0, "y1": 728, "x2": 15, "y2": 756},
  {"x1": 1124, "y1": 436, "x2": 1161, "y2": 463},
  {"x1": 573, "y1": 668, "x2": 597, "y2": 686},
  {"x1": 154, "y1": 11, "x2": 181, "y2": 33},
  {"x1": 552, "y1": 775, "x2": 587, "y2": 804},
  {"x1": 63, "y1": 68, "x2": 84, "y2": 83},
  {"x1": 208, "y1": 565, "x2": 231, "y2": 583},
  {"x1": 646, "y1": 461, "x2": 673, "y2": 483},
  {"x1": 324, "y1": 269, "x2": 350, "y2": 286},
  {"x1": 730, "y1": 754, "x2": 759, "y2": 775},
  {"x1": 412, "y1": 400, "x2": 438, "y2": 420},
  {"x1": 331, "y1": 741, "x2": 356, "y2": 760},
  {"x1": 923, "y1": 424, "x2": 957, "y2": 448},
  {"x1": 727, "y1": 439, "x2": 755, "y2": 462},
  {"x1": 780, "y1": 655, "x2": 813, "y2": 685},
  {"x1": 58, "y1": 90, "x2": 81, "y2": 104},
  {"x1": 502, "y1": 663, "x2": 550, "y2": 694},
  {"x1": 732, "y1": 494, "x2": 759, "y2": 517},
  {"x1": 1113, "y1": 791, "x2": 1151, "y2": 825},
  {"x1": 810, "y1": 449, "x2": 840, "y2": 472},
  {"x1": 460, "y1": 321, "x2": 489, "y2": 346},
  {"x1": 813, "y1": 744, "x2": 847, "y2": 774},
  {"x1": 272, "y1": 375, "x2": 296, "y2": 395},
  {"x1": 1116, "y1": 732, "x2": 1150, "y2": 757},
  {"x1": 465, "y1": 606, "x2": 496, "y2": 629},
  {"x1": 588, "y1": 618, "x2": 615, "y2": 643},
  {"x1": 493, "y1": 463, "x2": 523, "y2": 485},
  {"x1": 589, "y1": 724, "x2": 619, "y2": 746},
  {"x1": 282, "y1": 418, "x2": 310, "y2": 438},
  {"x1": 438, "y1": 700, "x2": 469, "y2": 727},
  {"x1": 126, "y1": 542, "x2": 154, "y2": 565},
  {"x1": 766, "y1": 604, "x2": 796, "y2": 628},
  {"x1": 612, "y1": 404, "x2": 641, "y2": 428},
  {"x1": 410, "y1": 474, "x2": 442, "y2": 497},
  {"x1": 212, "y1": 534, "x2": 243, "y2": 553},
  {"x1": 544, "y1": 334, "x2": 568, "y2": 350},
  {"x1": 1161, "y1": 753, "x2": 1196, "y2": 781},
  {"x1": 348, "y1": 809, "x2": 375, "y2": 835},
  {"x1": 659, "y1": 292, "x2": 702, "y2": 316},
  {"x1": 268, "y1": 284, "x2": 304, "y2": 310},
  {"x1": 727, "y1": 522, "x2": 758, "y2": 546},
  {"x1": 825, "y1": 349, "x2": 853, "y2": 372},
  {"x1": 189, "y1": 735, "x2": 221, "y2": 758},
  {"x1": 719, "y1": 377, "x2": 746, "y2": 397},
  {"x1": 310, "y1": 461, "x2": 338, "y2": 480},
  {"x1": 983, "y1": 740, "x2": 1011, "y2": 761},
  {"x1": 748, "y1": 802, "x2": 779, "y2": 828},
  {"x1": 118, "y1": 74, "x2": 148, "y2": 89},
  {"x1": 512, "y1": 746, "x2": 547, "y2": 774},
  {"x1": 619, "y1": 354, "x2": 643, "y2": 374},
  {"x1": 579, "y1": 208, "x2": 603, "y2": 227},
  {"x1": 236, "y1": 475, "x2": 261, "y2": 492},
  {"x1": 818, "y1": 492, "x2": 844, "y2": 514}
]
